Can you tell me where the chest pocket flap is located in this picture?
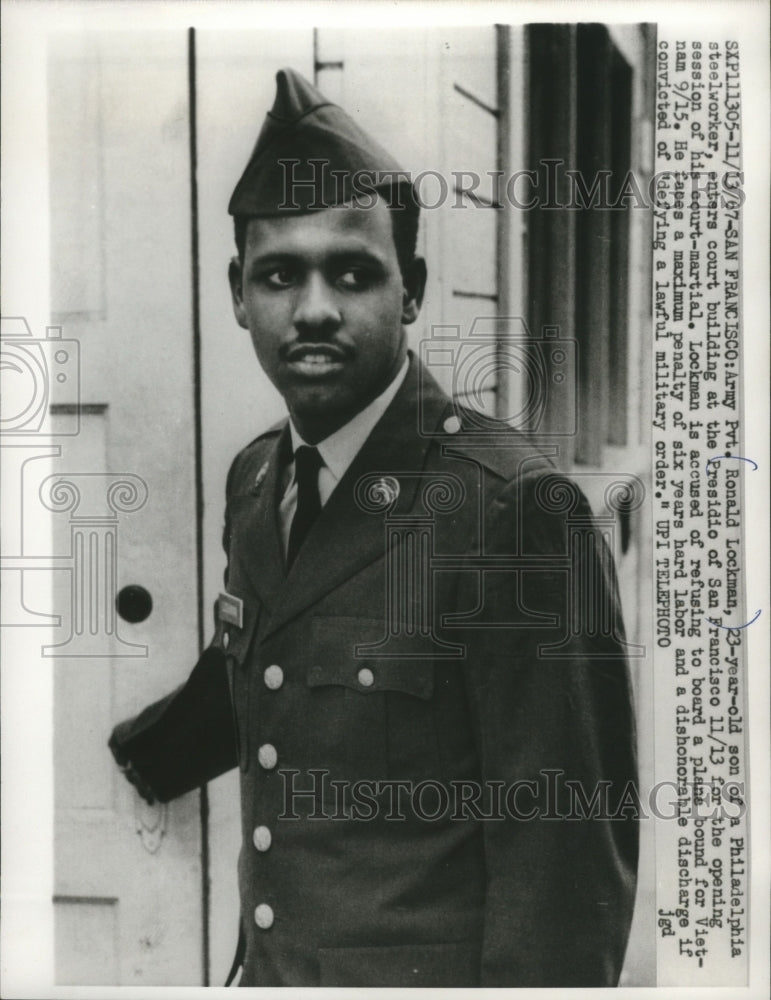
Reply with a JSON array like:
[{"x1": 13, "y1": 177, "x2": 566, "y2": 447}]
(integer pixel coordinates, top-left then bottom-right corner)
[{"x1": 308, "y1": 617, "x2": 434, "y2": 699}]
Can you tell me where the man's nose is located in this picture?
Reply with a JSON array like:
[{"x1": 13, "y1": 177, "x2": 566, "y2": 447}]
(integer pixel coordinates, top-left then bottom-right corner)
[{"x1": 293, "y1": 273, "x2": 342, "y2": 336}]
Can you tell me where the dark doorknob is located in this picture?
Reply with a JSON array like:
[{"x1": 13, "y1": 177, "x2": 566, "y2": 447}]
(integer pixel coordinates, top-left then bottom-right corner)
[{"x1": 116, "y1": 585, "x2": 153, "y2": 623}]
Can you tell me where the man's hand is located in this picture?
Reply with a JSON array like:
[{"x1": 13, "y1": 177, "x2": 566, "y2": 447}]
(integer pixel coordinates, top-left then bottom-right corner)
[
  {"x1": 109, "y1": 732, "x2": 158, "y2": 804},
  {"x1": 118, "y1": 760, "x2": 157, "y2": 804}
]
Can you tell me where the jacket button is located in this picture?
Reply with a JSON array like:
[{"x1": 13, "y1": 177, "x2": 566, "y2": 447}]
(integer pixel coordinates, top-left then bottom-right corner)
[
  {"x1": 252, "y1": 825, "x2": 272, "y2": 852},
  {"x1": 258, "y1": 743, "x2": 277, "y2": 770},
  {"x1": 264, "y1": 664, "x2": 284, "y2": 690},
  {"x1": 254, "y1": 903, "x2": 274, "y2": 929},
  {"x1": 222, "y1": 631, "x2": 230, "y2": 650},
  {"x1": 357, "y1": 667, "x2": 374, "y2": 688}
]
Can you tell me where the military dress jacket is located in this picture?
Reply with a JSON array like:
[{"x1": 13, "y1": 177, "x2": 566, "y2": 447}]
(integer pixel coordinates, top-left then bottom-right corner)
[{"x1": 110, "y1": 355, "x2": 638, "y2": 988}]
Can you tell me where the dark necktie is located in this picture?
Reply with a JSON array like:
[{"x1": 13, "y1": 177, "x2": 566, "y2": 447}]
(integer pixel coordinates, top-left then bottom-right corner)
[{"x1": 286, "y1": 445, "x2": 323, "y2": 568}]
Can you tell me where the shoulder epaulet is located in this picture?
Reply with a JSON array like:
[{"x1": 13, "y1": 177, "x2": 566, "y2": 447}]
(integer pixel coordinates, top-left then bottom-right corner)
[{"x1": 437, "y1": 402, "x2": 556, "y2": 482}]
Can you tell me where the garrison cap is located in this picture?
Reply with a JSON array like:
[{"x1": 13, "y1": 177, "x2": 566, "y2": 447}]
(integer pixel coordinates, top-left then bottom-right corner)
[{"x1": 228, "y1": 68, "x2": 409, "y2": 217}]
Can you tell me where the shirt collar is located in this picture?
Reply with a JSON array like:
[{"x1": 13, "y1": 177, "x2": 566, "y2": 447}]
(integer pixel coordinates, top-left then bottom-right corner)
[{"x1": 288, "y1": 355, "x2": 409, "y2": 484}]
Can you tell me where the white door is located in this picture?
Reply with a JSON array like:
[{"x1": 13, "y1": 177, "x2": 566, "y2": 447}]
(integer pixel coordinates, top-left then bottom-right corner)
[{"x1": 48, "y1": 31, "x2": 204, "y2": 985}]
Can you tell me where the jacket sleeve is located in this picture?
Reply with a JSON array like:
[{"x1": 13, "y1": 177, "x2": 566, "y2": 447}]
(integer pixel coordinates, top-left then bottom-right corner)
[
  {"x1": 108, "y1": 645, "x2": 237, "y2": 803},
  {"x1": 463, "y1": 469, "x2": 639, "y2": 987},
  {"x1": 108, "y1": 459, "x2": 241, "y2": 803}
]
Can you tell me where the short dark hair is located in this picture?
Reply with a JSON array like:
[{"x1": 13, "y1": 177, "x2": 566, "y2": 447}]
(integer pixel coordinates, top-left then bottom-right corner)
[{"x1": 233, "y1": 182, "x2": 421, "y2": 278}]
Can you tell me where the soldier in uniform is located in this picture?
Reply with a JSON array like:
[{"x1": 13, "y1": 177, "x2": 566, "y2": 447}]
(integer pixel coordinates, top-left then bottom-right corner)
[{"x1": 110, "y1": 68, "x2": 638, "y2": 988}]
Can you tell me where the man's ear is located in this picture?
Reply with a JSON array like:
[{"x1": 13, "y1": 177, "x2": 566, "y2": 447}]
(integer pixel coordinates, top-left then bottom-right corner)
[
  {"x1": 228, "y1": 257, "x2": 249, "y2": 329},
  {"x1": 401, "y1": 256, "x2": 427, "y2": 325}
]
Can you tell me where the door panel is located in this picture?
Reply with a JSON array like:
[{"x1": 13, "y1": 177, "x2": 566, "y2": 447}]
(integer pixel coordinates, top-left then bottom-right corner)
[{"x1": 49, "y1": 31, "x2": 203, "y2": 985}]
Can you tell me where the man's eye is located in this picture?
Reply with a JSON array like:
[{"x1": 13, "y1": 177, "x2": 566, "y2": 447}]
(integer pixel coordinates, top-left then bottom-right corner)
[
  {"x1": 337, "y1": 268, "x2": 372, "y2": 290},
  {"x1": 265, "y1": 268, "x2": 297, "y2": 288}
]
